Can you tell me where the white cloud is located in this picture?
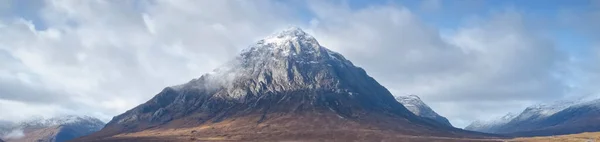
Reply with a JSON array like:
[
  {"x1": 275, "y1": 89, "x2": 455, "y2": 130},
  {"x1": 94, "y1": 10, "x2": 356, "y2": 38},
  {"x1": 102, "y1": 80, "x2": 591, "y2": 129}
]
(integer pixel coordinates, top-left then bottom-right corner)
[
  {"x1": 2, "y1": 128, "x2": 25, "y2": 140},
  {"x1": 0, "y1": 0, "x2": 299, "y2": 122}
]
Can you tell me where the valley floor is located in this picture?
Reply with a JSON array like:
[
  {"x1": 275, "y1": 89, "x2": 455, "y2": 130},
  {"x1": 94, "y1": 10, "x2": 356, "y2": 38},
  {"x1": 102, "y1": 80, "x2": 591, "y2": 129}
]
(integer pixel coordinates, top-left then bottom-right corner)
[
  {"x1": 88, "y1": 131, "x2": 503, "y2": 142},
  {"x1": 83, "y1": 130, "x2": 600, "y2": 142},
  {"x1": 509, "y1": 132, "x2": 600, "y2": 142}
]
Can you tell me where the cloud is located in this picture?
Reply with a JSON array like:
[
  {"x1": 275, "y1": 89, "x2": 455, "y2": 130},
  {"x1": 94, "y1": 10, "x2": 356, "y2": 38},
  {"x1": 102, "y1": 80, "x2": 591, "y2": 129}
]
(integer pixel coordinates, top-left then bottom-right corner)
[
  {"x1": 2, "y1": 128, "x2": 24, "y2": 140},
  {"x1": 307, "y1": 3, "x2": 567, "y2": 126},
  {"x1": 0, "y1": 0, "x2": 299, "y2": 122}
]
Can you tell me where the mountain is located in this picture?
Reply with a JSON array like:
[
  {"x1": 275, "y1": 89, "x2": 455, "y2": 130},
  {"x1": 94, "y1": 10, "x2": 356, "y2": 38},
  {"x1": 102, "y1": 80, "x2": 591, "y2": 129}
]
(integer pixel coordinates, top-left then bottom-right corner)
[
  {"x1": 0, "y1": 115, "x2": 104, "y2": 142},
  {"x1": 505, "y1": 99, "x2": 600, "y2": 136},
  {"x1": 395, "y1": 95, "x2": 452, "y2": 127},
  {"x1": 467, "y1": 97, "x2": 600, "y2": 136},
  {"x1": 0, "y1": 121, "x2": 12, "y2": 136},
  {"x1": 80, "y1": 27, "x2": 492, "y2": 141},
  {"x1": 464, "y1": 112, "x2": 517, "y2": 133},
  {"x1": 494, "y1": 100, "x2": 580, "y2": 134}
]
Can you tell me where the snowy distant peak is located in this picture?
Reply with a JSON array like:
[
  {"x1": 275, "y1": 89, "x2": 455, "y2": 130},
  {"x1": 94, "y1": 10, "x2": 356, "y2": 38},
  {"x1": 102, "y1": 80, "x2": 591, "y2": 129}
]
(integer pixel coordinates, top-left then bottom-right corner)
[
  {"x1": 501, "y1": 112, "x2": 518, "y2": 120},
  {"x1": 395, "y1": 95, "x2": 424, "y2": 109},
  {"x1": 395, "y1": 95, "x2": 432, "y2": 117},
  {"x1": 395, "y1": 95, "x2": 452, "y2": 127},
  {"x1": 405, "y1": 94, "x2": 421, "y2": 100},
  {"x1": 16, "y1": 115, "x2": 104, "y2": 129},
  {"x1": 466, "y1": 97, "x2": 594, "y2": 133},
  {"x1": 45, "y1": 115, "x2": 104, "y2": 127},
  {"x1": 1, "y1": 115, "x2": 105, "y2": 142},
  {"x1": 464, "y1": 112, "x2": 518, "y2": 132},
  {"x1": 513, "y1": 99, "x2": 581, "y2": 121},
  {"x1": 470, "y1": 112, "x2": 517, "y2": 126}
]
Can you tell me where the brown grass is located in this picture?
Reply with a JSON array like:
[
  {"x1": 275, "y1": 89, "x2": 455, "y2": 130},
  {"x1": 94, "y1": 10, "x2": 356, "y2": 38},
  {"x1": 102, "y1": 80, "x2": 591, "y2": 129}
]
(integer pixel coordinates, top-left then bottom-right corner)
[
  {"x1": 104, "y1": 115, "x2": 502, "y2": 142},
  {"x1": 81, "y1": 111, "x2": 502, "y2": 142},
  {"x1": 508, "y1": 132, "x2": 600, "y2": 142}
]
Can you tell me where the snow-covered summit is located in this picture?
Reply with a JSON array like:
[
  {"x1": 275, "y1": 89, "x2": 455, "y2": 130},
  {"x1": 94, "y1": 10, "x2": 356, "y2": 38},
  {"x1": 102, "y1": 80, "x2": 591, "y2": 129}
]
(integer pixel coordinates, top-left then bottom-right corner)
[
  {"x1": 395, "y1": 95, "x2": 453, "y2": 127},
  {"x1": 171, "y1": 27, "x2": 353, "y2": 95},
  {"x1": 261, "y1": 27, "x2": 317, "y2": 47},
  {"x1": 396, "y1": 95, "x2": 424, "y2": 114},
  {"x1": 242, "y1": 27, "x2": 334, "y2": 60}
]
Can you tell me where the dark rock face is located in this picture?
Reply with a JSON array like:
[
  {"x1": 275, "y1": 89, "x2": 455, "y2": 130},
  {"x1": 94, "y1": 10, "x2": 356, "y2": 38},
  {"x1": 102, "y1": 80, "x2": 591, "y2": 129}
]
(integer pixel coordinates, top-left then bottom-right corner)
[
  {"x1": 85, "y1": 28, "x2": 487, "y2": 140},
  {"x1": 395, "y1": 95, "x2": 453, "y2": 127}
]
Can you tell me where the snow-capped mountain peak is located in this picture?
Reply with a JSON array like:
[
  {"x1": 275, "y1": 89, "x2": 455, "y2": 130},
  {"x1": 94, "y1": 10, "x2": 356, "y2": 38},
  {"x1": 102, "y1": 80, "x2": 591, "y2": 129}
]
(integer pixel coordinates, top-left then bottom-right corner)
[
  {"x1": 244, "y1": 27, "x2": 322, "y2": 58},
  {"x1": 395, "y1": 95, "x2": 425, "y2": 113},
  {"x1": 500, "y1": 112, "x2": 518, "y2": 120},
  {"x1": 171, "y1": 27, "x2": 353, "y2": 97},
  {"x1": 465, "y1": 112, "x2": 517, "y2": 132},
  {"x1": 395, "y1": 95, "x2": 452, "y2": 127},
  {"x1": 512, "y1": 99, "x2": 581, "y2": 122},
  {"x1": 261, "y1": 27, "x2": 316, "y2": 47}
]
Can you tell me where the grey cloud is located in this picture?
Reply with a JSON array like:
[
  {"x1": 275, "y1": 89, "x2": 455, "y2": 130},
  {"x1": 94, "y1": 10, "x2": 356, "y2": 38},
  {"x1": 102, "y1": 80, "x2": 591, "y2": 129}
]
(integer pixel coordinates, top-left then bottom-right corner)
[
  {"x1": 307, "y1": 2, "x2": 568, "y2": 127},
  {"x1": 0, "y1": 78, "x2": 62, "y2": 104}
]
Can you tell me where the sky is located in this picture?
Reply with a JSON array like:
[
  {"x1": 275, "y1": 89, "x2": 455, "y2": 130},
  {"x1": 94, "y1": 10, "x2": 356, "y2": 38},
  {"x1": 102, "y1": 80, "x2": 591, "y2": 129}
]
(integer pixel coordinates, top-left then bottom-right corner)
[{"x1": 0, "y1": 0, "x2": 599, "y2": 128}]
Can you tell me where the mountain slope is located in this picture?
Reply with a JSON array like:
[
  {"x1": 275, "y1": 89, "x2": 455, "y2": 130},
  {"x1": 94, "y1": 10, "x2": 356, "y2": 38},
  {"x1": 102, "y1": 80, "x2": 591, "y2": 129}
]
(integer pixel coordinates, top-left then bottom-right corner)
[
  {"x1": 505, "y1": 99, "x2": 600, "y2": 136},
  {"x1": 0, "y1": 115, "x2": 104, "y2": 142},
  {"x1": 81, "y1": 27, "x2": 492, "y2": 141},
  {"x1": 395, "y1": 95, "x2": 452, "y2": 127},
  {"x1": 493, "y1": 100, "x2": 579, "y2": 134},
  {"x1": 467, "y1": 98, "x2": 600, "y2": 136}
]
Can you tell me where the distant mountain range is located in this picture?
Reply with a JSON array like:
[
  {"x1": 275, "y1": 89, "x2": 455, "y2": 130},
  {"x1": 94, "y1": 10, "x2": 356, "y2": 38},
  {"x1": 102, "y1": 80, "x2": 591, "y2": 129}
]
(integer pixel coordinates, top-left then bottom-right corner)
[
  {"x1": 396, "y1": 95, "x2": 452, "y2": 127},
  {"x1": 466, "y1": 97, "x2": 600, "y2": 136},
  {"x1": 0, "y1": 115, "x2": 104, "y2": 142}
]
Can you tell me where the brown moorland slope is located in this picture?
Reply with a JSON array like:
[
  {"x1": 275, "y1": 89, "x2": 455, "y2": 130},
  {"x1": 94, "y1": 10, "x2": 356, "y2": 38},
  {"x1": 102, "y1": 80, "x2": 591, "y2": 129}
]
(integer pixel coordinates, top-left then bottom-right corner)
[{"x1": 82, "y1": 113, "x2": 502, "y2": 142}]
